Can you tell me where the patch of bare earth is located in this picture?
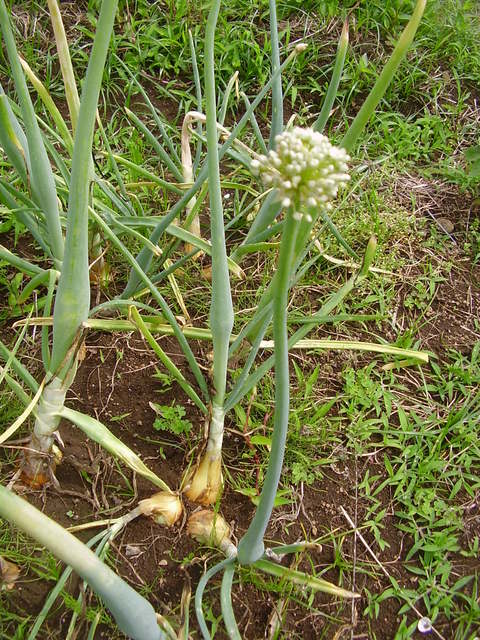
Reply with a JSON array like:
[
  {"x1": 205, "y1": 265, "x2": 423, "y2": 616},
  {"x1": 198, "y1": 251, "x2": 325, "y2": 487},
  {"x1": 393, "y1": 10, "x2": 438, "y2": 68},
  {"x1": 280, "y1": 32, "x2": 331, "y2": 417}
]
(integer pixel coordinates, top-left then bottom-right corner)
[{"x1": 392, "y1": 174, "x2": 480, "y2": 355}]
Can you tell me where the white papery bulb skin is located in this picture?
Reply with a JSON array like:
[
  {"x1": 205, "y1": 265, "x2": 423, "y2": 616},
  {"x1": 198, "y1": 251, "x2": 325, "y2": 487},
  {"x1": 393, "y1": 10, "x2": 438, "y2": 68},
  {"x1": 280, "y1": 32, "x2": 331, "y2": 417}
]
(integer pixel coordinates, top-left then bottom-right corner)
[
  {"x1": 138, "y1": 492, "x2": 183, "y2": 526},
  {"x1": 187, "y1": 510, "x2": 237, "y2": 557},
  {"x1": 250, "y1": 127, "x2": 350, "y2": 212}
]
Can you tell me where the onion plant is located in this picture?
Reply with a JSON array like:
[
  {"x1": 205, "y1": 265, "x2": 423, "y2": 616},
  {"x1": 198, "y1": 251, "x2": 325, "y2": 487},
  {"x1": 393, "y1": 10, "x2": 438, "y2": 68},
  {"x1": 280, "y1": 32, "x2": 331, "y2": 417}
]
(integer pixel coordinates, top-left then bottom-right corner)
[
  {"x1": 0, "y1": 2, "x2": 184, "y2": 632},
  {"x1": 69, "y1": 0, "x2": 426, "y2": 634},
  {"x1": 0, "y1": 0, "x2": 182, "y2": 491},
  {"x1": 0, "y1": 0, "x2": 429, "y2": 637},
  {"x1": 111, "y1": 0, "x2": 427, "y2": 633},
  {"x1": 176, "y1": 0, "x2": 428, "y2": 519},
  {"x1": 0, "y1": 0, "x2": 118, "y2": 484}
]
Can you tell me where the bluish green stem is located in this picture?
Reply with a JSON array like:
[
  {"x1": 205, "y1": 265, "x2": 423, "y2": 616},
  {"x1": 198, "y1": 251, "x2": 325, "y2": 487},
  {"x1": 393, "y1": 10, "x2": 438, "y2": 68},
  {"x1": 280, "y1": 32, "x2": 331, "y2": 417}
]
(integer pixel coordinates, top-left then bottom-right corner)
[
  {"x1": 220, "y1": 564, "x2": 241, "y2": 640},
  {"x1": 206, "y1": 0, "x2": 233, "y2": 407},
  {"x1": 0, "y1": 486, "x2": 164, "y2": 640},
  {"x1": 195, "y1": 558, "x2": 234, "y2": 640},
  {"x1": 237, "y1": 210, "x2": 299, "y2": 564},
  {"x1": 50, "y1": 0, "x2": 117, "y2": 373}
]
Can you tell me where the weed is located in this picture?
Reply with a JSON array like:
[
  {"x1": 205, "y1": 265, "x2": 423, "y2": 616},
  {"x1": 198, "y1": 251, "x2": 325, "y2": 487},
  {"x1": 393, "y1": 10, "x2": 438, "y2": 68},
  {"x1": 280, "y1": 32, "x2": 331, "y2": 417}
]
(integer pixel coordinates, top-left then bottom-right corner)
[{"x1": 150, "y1": 402, "x2": 192, "y2": 437}]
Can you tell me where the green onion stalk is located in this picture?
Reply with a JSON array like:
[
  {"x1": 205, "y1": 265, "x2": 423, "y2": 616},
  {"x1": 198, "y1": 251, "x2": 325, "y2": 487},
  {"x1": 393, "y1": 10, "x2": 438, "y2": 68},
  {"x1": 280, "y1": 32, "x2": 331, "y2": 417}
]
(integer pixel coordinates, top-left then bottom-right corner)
[
  {"x1": 236, "y1": 207, "x2": 299, "y2": 563},
  {"x1": 237, "y1": 127, "x2": 351, "y2": 563},
  {"x1": 18, "y1": 0, "x2": 119, "y2": 485},
  {"x1": 0, "y1": 485, "x2": 165, "y2": 640},
  {"x1": 183, "y1": 0, "x2": 234, "y2": 506}
]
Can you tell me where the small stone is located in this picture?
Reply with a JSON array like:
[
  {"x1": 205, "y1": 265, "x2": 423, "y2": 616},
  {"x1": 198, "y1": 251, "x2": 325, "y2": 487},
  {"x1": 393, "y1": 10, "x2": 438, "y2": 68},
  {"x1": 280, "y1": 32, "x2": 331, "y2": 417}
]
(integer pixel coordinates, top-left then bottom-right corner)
[
  {"x1": 417, "y1": 617, "x2": 432, "y2": 634},
  {"x1": 436, "y1": 217, "x2": 454, "y2": 233}
]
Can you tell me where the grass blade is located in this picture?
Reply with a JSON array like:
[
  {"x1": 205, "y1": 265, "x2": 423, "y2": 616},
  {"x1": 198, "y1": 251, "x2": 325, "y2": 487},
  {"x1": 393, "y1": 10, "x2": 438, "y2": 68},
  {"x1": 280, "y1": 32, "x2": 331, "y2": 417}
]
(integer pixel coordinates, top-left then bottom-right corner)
[
  {"x1": 319, "y1": 207, "x2": 359, "y2": 259},
  {"x1": 95, "y1": 115, "x2": 134, "y2": 209},
  {"x1": 313, "y1": 19, "x2": 348, "y2": 133},
  {"x1": 165, "y1": 224, "x2": 244, "y2": 278}
]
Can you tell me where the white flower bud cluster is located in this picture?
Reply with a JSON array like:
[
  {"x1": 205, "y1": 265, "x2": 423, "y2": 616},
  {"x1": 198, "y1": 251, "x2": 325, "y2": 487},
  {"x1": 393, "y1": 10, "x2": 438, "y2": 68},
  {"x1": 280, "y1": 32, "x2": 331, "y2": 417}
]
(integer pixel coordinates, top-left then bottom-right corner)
[{"x1": 250, "y1": 127, "x2": 350, "y2": 215}]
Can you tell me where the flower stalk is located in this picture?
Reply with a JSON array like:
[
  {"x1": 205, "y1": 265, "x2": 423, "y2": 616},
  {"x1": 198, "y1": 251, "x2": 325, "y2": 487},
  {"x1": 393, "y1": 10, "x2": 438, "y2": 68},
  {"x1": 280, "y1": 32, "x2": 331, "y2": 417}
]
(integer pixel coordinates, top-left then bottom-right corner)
[
  {"x1": 237, "y1": 207, "x2": 300, "y2": 564},
  {"x1": 237, "y1": 127, "x2": 351, "y2": 564}
]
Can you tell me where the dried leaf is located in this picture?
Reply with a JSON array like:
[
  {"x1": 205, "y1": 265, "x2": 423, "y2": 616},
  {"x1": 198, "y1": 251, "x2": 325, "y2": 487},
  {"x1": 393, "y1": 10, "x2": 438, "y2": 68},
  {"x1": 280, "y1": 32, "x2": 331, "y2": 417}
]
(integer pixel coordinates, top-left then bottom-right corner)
[{"x1": 0, "y1": 556, "x2": 20, "y2": 590}]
